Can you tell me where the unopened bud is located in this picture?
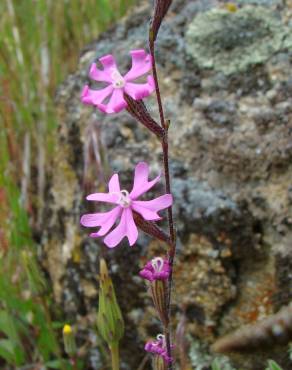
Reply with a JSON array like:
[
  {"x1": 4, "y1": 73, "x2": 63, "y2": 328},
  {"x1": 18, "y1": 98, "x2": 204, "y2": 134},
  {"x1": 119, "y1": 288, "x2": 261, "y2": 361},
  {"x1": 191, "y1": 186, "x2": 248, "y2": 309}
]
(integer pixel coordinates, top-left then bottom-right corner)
[
  {"x1": 97, "y1": 259, "x2": 124, "y2": 345},
  {"x1": 63, "y1": 324, "x2": 77, "y2": 356}
]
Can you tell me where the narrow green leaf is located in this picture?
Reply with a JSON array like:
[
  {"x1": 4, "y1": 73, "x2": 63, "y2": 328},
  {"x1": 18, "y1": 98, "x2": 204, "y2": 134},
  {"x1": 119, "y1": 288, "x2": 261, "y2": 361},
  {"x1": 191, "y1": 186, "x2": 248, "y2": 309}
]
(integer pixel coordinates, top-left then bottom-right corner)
[{"x1": 267, "y1": 360, "x2": 283, "y2": 370}]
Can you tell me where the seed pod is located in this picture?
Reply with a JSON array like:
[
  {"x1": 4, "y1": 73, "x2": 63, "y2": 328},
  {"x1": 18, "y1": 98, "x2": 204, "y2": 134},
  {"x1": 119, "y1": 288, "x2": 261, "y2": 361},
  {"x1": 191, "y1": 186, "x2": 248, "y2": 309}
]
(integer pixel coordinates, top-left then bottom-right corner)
[
  {"x1": 97, "y1": 259, "x2": 124, "y2": 345},
  {"x1": 63, "y1": 324, "x2": 77, "y2": 356},
  {"x1": 212, "y1": 304, "x2": 292, "y2": 353}
]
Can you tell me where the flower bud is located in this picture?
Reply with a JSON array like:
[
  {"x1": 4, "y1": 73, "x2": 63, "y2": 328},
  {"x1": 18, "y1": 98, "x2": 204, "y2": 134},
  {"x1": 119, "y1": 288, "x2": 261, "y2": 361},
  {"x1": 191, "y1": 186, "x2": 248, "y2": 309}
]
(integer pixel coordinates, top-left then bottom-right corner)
[
  {"x1": 97, "y1": 259, "x2": 124, "y2": 345},
  {"x1": 62, "y1": 324, "x2": 77, "y2": 356}
]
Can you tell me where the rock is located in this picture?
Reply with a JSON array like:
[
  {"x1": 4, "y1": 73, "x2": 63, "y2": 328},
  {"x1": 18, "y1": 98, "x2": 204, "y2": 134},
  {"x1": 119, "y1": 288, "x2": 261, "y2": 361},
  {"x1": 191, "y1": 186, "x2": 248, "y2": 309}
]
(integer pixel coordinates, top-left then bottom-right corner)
[
  {"x1": 42, "y1": 0, "x2": 292, "y2": 369},
  {"x1": 186, "y1": 6, "x2": 292, "y2": 75}
]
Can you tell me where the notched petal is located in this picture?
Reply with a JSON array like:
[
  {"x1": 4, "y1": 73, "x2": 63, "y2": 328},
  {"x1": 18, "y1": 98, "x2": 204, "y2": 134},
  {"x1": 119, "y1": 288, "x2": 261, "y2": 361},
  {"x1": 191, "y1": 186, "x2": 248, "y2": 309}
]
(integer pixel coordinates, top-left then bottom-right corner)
[
  {"x1": 130, "y1": 162, "x2": 161, "y2": 199},
  {"x1": 124, "y1": 49, "x2": 153, "y2": 81}
]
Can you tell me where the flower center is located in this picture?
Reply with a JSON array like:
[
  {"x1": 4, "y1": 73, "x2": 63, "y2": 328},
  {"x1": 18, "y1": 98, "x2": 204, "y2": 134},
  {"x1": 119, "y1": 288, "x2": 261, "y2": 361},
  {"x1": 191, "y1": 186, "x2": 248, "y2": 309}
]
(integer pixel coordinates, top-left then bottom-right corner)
[
  {"x1": 117, "y1": 190, "x2": 131, "y2": 208},
  {"x1": 156, "y1": 334, "x2": 166, "y2": 347},
  {"x1": 111, "y1": 70, "x2": 125, "y2": 88},
  {"x1": 151, "y1": 257, "x2": 164, "y2": 273}
]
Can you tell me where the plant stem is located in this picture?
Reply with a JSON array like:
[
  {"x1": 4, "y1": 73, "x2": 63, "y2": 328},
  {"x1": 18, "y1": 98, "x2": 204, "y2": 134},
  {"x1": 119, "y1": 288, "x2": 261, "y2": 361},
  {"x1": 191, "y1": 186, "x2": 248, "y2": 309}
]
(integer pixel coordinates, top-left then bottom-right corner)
[
  {"x1": 149, "y1": 39, "x2": 176, "y2": 370},
  {"x1": 149, "y1": 42, "x2": 166, "y2": 130},
  {"x1": 110, "y1": 342, "x2": 120, "y2": 370}
]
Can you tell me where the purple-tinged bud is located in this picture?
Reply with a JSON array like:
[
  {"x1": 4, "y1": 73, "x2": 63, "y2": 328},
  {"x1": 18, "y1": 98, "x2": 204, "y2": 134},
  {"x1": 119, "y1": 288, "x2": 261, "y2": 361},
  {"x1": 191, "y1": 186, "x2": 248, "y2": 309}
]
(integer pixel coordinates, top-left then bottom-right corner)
[{"x1": 140, "y1": 257, "x2": 171, "y2": 325}]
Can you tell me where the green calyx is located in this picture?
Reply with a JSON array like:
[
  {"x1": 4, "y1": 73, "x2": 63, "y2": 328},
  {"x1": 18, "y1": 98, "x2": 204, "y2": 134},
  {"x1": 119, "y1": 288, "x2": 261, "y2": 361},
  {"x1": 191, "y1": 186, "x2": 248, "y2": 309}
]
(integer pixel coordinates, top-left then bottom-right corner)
[{"x1": 97, "y1": 259, "x2": 124, "y2": 345}]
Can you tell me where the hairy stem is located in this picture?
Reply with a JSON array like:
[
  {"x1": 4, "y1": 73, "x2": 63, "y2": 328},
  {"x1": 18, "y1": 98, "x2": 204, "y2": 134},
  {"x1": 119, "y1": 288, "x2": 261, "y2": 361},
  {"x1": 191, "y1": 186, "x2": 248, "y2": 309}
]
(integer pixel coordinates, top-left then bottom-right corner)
[{"x1": 149, "y1": 38, "x2": 176, "y2": 370}]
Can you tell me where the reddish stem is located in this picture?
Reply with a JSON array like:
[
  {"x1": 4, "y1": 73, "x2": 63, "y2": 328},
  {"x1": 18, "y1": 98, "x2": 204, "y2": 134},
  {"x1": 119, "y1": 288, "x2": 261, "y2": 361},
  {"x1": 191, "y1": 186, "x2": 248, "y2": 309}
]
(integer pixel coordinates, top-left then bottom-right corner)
[{"x1": 149, "y1": 38, "x2": 176, "y2": 370}]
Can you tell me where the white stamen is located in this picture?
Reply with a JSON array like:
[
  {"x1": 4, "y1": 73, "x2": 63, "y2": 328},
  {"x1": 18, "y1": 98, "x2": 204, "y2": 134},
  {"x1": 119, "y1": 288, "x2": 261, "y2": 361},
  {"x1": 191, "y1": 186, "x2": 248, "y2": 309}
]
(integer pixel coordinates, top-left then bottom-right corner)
[
  {"x1": 156, "y1": 334, "x2": 166, "y2": 346},
  {"x1": 111, "y1": 69, "x2": 125, "y2": 88},
  {"x1": 114, "y1": 189, "x2": 131, "y2": 208},
  {"x1": 151, "y1": 257, "x2": 164, "y2": 273}
]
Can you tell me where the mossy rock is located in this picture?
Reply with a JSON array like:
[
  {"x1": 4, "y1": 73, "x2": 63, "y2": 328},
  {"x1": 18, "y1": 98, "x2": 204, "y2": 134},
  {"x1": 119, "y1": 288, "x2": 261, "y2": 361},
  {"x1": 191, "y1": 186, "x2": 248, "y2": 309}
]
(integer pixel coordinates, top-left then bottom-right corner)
[{"x1": 186, "y1": 6, "x2": 291, "y2": 75}]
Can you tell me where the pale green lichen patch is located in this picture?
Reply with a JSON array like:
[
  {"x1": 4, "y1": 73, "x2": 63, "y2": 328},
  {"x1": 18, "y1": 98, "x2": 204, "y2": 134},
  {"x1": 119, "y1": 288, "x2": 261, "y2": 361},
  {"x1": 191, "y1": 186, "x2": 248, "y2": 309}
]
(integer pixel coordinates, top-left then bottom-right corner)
[{"x1": 186, "y1": 6, "x2": 292, "y2": 75}]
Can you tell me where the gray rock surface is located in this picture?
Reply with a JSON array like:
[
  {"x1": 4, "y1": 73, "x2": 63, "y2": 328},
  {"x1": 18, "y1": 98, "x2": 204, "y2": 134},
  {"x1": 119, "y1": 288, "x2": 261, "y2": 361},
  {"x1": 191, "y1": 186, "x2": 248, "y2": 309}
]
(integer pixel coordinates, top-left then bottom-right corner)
[
  {"x1": 186, "y1": 6, "x2": 292, "y2": 75},
  {"x1": 42, "y1": 0, "x2": 292, "y2": 368}
]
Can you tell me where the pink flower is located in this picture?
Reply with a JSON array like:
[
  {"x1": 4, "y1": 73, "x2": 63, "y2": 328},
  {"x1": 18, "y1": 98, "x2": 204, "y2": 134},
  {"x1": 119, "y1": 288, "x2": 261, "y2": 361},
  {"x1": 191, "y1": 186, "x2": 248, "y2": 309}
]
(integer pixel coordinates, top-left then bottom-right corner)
[
  {"x1": 80, "y1": 162, "x2": 173, "y2": 248},
  {"x1": 81, "y1": 50, "x2": 155, "y2": 114},
  {"x1": 145, "y1": 334, "x2": 173, "y2": 363},
  {"x1": 140, "y1": 257, "x2": 171, "y2": 282}
]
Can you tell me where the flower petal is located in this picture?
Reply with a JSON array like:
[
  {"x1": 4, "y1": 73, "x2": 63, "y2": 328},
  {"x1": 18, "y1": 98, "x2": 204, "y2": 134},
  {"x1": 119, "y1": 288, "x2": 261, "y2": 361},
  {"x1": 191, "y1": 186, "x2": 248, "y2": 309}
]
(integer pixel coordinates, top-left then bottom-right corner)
[
  {"x1": 99, "y1": 54, "x2": 118, "y2": 74},
  {"x1": 125, "y1": 208, "x2": 139, "y2": 246},
  {"x1": 132, "y1": 194, "x2": 173, "y2": 220},
  {"x1": 104, "y1": 208, "x2": 138, "y2": 248},
  {"x1": 130, "y1": 162, "x2": 161, "y2": 200},
  {"x1": 124, "y1": 50, "x2": 152, "y2": 81},
  {"x1": 80, "y1": 206, "x2": 120, "y2": 228},
  {"x1": 108, "y1": 173, "x2": 121, "y2": 193},
  {"x1": 81, "y1": 84, "x2": 113, "y2": 105},
  {"x1": 124, "y1": 76, "x2": 155, "y2": 100},
  {"x1": 131, "y1": 204, "x2": 161, "y2": 221},
  {"x1": 89, "y1": 55, "x2": 119, "y2": 83},
  {"x1": 97, "y1": 88, "x2": 127, "y2": 114},
  {"x1": 86, "y1": 192, "x2": 118, "y2": 203},
  {"x1": 90, "y1": 206, "x2": 122, "y2": 237},
  {"x1": 104, "y1": 210, "x2": 127, "y2": 248},
  {"x1": 89, "y1": 63, "x2": 111, "y2": 84}
]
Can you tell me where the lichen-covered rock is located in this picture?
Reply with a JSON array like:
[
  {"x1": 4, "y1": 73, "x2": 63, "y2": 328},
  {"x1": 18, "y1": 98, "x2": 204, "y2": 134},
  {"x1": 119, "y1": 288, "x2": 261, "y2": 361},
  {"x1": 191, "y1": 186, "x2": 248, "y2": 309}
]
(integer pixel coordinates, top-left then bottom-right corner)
[
  {"x1": 186, "y1": 6, "x2": 292, "y2": 75},
  {"x1": 42, "y1": 0, "x2": 292, "y2": 369}
]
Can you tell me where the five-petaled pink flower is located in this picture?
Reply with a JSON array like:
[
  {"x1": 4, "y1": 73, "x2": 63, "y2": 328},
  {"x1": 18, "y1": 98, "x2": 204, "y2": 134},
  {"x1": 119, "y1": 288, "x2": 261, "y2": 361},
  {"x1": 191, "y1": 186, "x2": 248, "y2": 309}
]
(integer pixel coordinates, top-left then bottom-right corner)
[
  {"x1": 80, "y1": 162, "x2": 172, "y2": 248},
  {"x1": 140, "y1": 257, "x2": 171, "y2": 282},
  {"x1": 81, "y1": 49, "x2": 155, "y2": 114}
]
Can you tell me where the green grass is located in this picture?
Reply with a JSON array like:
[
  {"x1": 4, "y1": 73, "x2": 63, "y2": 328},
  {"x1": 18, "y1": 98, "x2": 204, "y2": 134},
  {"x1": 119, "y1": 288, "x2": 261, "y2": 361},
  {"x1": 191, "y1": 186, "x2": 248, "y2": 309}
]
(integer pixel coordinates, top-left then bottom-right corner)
[{"x1": 0, "y1": 0, "x2": 133, "y2": 367}]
